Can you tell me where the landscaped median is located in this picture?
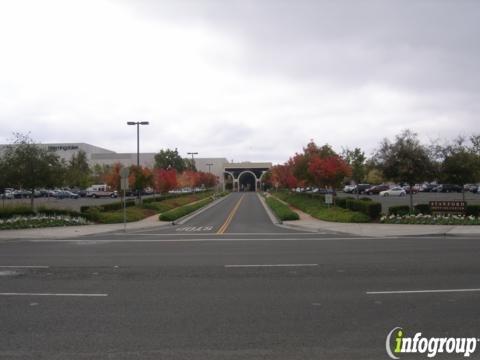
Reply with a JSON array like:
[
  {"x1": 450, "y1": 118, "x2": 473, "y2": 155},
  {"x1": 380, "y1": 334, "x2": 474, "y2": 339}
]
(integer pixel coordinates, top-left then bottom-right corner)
[
  {"x1": 82, "y1": 191, "x2": 224, "y2": 224},
  {"x1": 159, "y1": 196, "x2": 215, "y2": 221},
  {"x1": 0, "y1": 191, "x2": 228, "y2": 229},
  {"x1": 270, "y1": 191, "x2": 381, "y2": 223},
  {"x1": 264, "y1": 195, "x2": 299, "y2": 221}
]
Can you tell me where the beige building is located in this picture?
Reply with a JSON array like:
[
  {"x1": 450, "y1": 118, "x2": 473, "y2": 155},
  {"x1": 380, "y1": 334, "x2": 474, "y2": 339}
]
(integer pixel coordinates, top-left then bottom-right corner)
[{"x1": 0, "y1": 143, "x2": 272, "y2": 191}]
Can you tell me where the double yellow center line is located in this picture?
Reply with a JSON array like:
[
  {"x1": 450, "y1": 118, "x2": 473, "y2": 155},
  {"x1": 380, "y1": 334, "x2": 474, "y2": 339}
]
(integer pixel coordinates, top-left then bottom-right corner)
[{"x1": 217, "y1": 194, "x2": 245, "y2": 234}]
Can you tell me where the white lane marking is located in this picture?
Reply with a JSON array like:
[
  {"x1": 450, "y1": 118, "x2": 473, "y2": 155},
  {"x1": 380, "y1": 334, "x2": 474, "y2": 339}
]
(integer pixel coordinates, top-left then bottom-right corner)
[
  {"x1": 117, "y1": 232, "x2": 316, "y2": 236},
  {"x1": 0, "y1": 266, "x2": 49, "y2": 268},
  {"x1": 0, "y1": 293, "x2": 108, "y2": 297},
  {"x1": 225, "y1": 264, "x2": 318, "y2": 268},
  {"x1": 175, "y1": 226, "x2": 214, "y2": 232},
  {"x1": 366, "y1": 288, "x2": 480, "y2": 295},
  {"x1": 28, "y1": 237, "x2": 376, "y2": 243}
]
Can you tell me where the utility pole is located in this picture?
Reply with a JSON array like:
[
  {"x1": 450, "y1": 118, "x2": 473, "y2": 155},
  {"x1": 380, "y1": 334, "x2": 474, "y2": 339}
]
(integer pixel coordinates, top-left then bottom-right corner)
[{"x1": 127, "y1": 121, "x2": 149, "y2": 201}]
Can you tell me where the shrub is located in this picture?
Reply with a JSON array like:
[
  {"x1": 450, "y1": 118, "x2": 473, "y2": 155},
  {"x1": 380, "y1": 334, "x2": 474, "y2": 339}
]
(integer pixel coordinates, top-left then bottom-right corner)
[
  {"x1": 414, "y1": 204, "x2": 431, "y2": 215},
  {"x1": 0, "y1": 206, "x2": 36, "y2": 219},
  {"x1": 36, "y1": 206, "x2": 81, "y2": 218},
  {"x1": 336, "y1": 197, "x2": 347, "y2": 208},
  {"x1": 388, "y1": 205, "x2": 411, "y2": 216},
  {"x1": 466, "y1": 205, "x2": 480, "y2": 217},
  {"x1": 81, "y1": 200, "x2": 136, "y2": 213},
  {"x1": 265, "y1": 197, "x2": 299, "y2": 221},
  {"x1": 82, "y1": 207, "x2": 102, "y2": 222},
  {"x1": 360, "y1": 197, "x2": 373, "y2": 202},
  {"x1": 343, "y1": 198, "x2": 382, "y2": 220}
]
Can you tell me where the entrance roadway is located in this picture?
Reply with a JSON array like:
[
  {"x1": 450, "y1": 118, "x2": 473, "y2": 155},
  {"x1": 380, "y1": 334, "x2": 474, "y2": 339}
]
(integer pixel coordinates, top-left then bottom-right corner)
[
  {"x1": 1, "y1": 192, "x2": 480, "y2": 359},
  {"x1": 135, "y1": 192, "x2": 307, "y2": 235}
]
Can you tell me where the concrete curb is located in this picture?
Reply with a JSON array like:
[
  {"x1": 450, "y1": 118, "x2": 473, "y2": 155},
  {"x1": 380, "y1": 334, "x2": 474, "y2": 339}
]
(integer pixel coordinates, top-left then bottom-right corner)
[
  {"x1": 257, "y1": 193, "x2": 282, "y2": 225},
  {"x1": 173, "y1": 193, "x2": 232, "y2": 225}
]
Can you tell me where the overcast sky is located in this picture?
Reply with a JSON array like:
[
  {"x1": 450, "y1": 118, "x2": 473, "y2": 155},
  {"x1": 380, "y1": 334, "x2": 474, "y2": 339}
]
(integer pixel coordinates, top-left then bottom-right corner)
[{"x1": 0, "y1": 0, "x2": 479, "y2": 164}]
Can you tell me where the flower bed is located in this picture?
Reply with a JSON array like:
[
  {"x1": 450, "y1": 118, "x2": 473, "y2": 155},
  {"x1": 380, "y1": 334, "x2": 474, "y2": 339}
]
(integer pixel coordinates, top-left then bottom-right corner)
[
  {"x1": 0, "y1": 215, "x2": 91, "y2": 230},
  {"x1": 380, "y1": 213, "x2": 480, "y2": 225}
]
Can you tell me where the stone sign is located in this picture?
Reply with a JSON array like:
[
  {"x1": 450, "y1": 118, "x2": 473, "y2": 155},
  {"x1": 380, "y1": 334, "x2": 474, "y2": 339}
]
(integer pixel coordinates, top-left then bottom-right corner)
[{"x1": 429, "y1": 201, "x2": 466, "y2": 215}]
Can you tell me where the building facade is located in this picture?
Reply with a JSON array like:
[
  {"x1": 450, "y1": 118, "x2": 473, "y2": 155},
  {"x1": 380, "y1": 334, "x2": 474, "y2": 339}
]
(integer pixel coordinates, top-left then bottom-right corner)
[{"x1": 0, "y1": 143, "x2": 272, "y2": 191}]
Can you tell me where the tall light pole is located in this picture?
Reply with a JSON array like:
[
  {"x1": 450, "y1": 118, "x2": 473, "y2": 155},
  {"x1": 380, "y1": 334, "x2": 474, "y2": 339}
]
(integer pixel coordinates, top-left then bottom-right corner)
[
  {"x1": 127, "y1": 121, "x2": 149, "y2": 200},
  {"x1": 187, "y1": 152, "x2": 198, "y2": 170}
]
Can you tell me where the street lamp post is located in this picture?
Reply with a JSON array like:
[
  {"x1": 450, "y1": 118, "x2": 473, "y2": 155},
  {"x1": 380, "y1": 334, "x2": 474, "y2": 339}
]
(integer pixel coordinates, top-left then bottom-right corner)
[
  {"x1": 187, "y1": 152, "x2": 198, "y2": 170},
  {"x1": 187, "y1": 152, "x2": 198, "y2": 193},
  {"x1": 127, "y1": 121, "x2": 149, "y2": 201}
]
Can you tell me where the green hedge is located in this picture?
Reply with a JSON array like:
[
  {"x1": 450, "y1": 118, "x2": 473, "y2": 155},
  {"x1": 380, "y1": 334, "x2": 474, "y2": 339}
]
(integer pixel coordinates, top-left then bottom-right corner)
[
  {"x1": 0, "y1": 206, "x2": 36, "y2": 219},
  {"x1": 36, "y1": 206, "x2": 81, "y2": 217},
  {"x1": 466, "y1": 205, "x2": 480, "y2": 217},
  {"x1": 159, "y1": 197, "x2": 214, "y2": 222},
  {"x1": 414, "y1": 204, "x2": 431, "y2": 215},
  {"x1": 335, "y1": 197, "x2": 382, "y2": 220},
  {"x1": 80, "y1": 200, "x2": 136, "y2": 213},
  {"x1": 388, "y1": 205, "x2": 411, "y2": 216},
  {"x1": 345, "y1": 198, "x2": 382, "y2": 220},
  {"x1": 265, "y1": 196, "x2": 299, "y2": 221}
]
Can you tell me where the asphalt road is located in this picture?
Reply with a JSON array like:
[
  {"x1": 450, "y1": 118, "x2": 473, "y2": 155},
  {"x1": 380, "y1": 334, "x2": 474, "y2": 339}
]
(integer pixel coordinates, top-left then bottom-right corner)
[{"x1": 1, "y1": 192, "x2": 480, "y2": 359}]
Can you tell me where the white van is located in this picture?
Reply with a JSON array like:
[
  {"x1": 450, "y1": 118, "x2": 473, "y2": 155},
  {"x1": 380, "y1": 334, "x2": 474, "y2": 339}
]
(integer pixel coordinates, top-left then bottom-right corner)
[{"x1": 86, "y1": 184, "x2": 117, "y2": 198}]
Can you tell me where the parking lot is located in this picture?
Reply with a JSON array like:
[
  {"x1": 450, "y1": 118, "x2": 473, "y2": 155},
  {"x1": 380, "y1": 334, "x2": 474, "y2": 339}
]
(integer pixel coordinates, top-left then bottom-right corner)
[
  {"x1": 0, "y1": 195, "x2": 139, "y2": 212},
  {"x1": 338, "y1": 191, "x2": 480, "y2": 213},
  {"x1": 3, "y1": 191, "x2": 480, "y2": 214}
]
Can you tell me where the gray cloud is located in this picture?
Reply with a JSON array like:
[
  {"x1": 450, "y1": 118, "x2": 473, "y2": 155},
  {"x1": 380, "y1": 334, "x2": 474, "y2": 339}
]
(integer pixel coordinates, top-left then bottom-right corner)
[{"x1": 1, "y1": 0, "x2": 479, "y2": 164}]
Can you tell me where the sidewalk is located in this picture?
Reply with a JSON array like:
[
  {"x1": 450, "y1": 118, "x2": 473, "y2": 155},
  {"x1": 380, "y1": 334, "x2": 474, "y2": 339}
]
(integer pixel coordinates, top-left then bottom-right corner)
[
  {"x1": 0, "y1": 214, "x2": 171, "y2": 240},
  {"x1": 282, "y1": 208, "x2": 480, "y2": 237}
]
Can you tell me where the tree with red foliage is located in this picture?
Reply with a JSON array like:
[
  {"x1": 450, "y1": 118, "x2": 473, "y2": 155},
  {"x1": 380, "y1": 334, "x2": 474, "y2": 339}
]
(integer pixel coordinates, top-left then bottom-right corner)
[
  {"x1": 197, "y1": 171, "x2": 218, "y2": 188},
  {"x1": 308, "y1": 155, "x2": 351, "y2": 188},
  {"x1": 271, "y1": 164, "x2": 298, "y2": 189},
  {"x1": 177, "y1": 170, "x2": 199, "y2": 189},
  {"x1": 153, "y1": 168, "x2": 177, "y2": 194},
  {"x1": 104, "y1": 163, "x2": 123, "y2": 192},
  {"x1": 128, "y1": 165, "x2": 154, "y2": 192}
]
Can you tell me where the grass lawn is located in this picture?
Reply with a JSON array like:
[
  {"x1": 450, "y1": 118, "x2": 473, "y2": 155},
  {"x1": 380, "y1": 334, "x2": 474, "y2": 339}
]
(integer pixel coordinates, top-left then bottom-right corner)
[
  {"x1": 265, "y1": 196, "x2": 299, "y2": 221},
  {"x1": 273, "y1": 191, "x2": 370, "y2": 223}
]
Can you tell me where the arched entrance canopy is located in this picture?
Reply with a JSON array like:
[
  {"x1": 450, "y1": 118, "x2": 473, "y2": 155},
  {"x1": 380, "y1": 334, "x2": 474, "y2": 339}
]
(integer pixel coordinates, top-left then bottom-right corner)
[{"x1": 223, "y1": 163, "x2": 271, "y2": 192}]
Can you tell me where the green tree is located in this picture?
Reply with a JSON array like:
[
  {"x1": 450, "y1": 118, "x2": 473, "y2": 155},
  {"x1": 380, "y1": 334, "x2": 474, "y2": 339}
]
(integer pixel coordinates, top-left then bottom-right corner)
[
  {"x1": 343, "y1": 147, "x2": 366, "y2": 188},
  {"x1": 2, "y1": 133, "x2": 65, "y2": 208},
  {"x1": 439, "y1": 141, "x2": 480, "y2": 201},
  {"x1": 374, "y1": 130, "x2": 435, "y2": 211},
  {"x1": 343, "y1": 148, "x2": 366, "y2": 181},
  {"x1": 90, "y1": 164, "x2": 112, "y2": 184},
  {"x1": 65, "y1": 150, "x2": 91, "y2": 188},
  {"x1": 154, "y1": 148, "x2": 187, "y2": 172}
]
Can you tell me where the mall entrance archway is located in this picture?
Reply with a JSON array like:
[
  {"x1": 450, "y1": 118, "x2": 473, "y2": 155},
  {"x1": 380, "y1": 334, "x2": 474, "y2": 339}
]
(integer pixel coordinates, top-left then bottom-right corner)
[{"x1": 238, "y1": 171, "x2": 257, "y2": 192}]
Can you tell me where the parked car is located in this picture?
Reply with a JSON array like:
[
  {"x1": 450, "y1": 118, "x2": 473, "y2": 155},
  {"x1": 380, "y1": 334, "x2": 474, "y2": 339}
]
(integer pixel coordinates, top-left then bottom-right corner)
[
  {"x1": 343, "y1": 185, "x2": 356, "y2": 193},
  {"x1": 70, "y1": 188, "x2": 87, "y2": 197},
  {"x1": 364, "y1": 185, "x2": 390, "y2": 195},
  {"x1": 433, "y1": 184, "x2": 462, "y2": 193},
  {"x1": 402, "y1": 185, "x2": 419, "y2": 194},
  {"x1": 420, "y1": 184, "x2": 437, "y2": 192},
  {"x1": 464, "y1": 184, "x2": 478, "y2": 192},
  {"x1": 353, "y1": 184, "x2": 371, "y2": 194},
  {"x1": 54, "y1": 190, "x2": 79, "y2": 199},
  {"x1": 1, "y1": 189, "x2": 14, "y2": 199},
  {"x1": 380, "y1": 187, "x2": 406, "y2": 197}
]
